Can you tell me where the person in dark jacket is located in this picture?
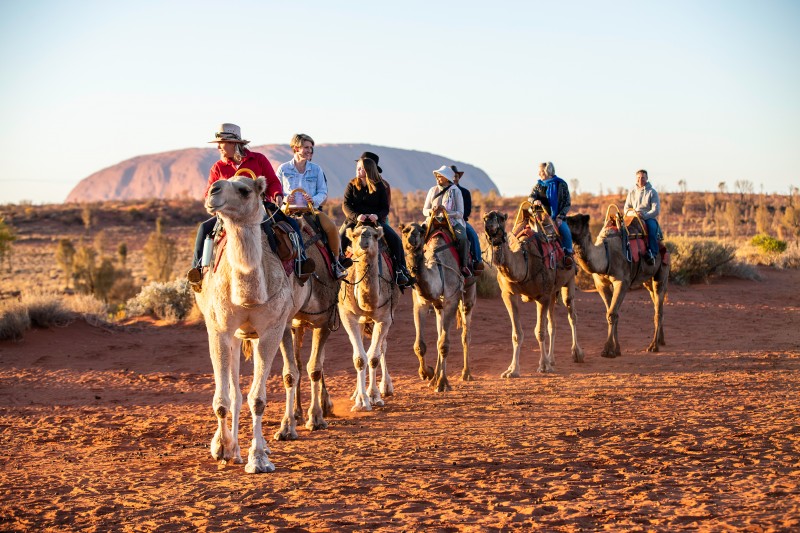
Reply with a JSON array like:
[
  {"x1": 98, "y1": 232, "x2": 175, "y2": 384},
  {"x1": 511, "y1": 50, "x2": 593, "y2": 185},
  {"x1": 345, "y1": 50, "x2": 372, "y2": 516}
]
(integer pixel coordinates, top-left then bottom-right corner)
[
  {"x1": 340, "y1": 154, "x2": 414, "y2": 287},
  {"x1": 451, "y1": 165, "x2": 484, "y2": 273},
  {"x1": 528, "y1": 161, "x2": 574, "y2": 267}
]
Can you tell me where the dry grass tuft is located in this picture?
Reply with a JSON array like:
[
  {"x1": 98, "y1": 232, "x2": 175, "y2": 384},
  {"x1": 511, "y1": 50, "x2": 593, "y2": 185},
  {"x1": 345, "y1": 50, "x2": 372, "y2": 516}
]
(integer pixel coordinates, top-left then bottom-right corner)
[{"x1": 0, "y1": 300, "x2": 30, "y2": 341}]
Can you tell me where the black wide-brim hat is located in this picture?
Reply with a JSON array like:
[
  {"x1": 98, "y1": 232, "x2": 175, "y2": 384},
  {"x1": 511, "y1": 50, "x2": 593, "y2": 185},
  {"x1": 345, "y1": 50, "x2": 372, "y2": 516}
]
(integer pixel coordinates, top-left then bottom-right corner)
[{"x1": 356, "y1": 151, "x2": 382, "y2": 173}]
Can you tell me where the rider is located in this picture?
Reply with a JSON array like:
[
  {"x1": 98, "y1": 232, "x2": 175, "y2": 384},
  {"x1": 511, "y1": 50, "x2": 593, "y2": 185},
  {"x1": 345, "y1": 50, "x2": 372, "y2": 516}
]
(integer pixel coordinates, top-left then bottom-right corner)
[
  {"x1": 276, "y1": 133, "x2": 349, "y2": 280},
  {"x1": 527, "y1": 161, "x2": 574, "y2": 268},
  {"x1": 187, "y1": 123, "x2": 313, "y2": 290},
  {"x1": 451, "y1": 165, "x2": 484, "y2": 274},
  {"x1": 624, "y1": 169, "x2": 661, "y2": 265},
  {"x1": 423, "y1": 165, "x2": 472, "y2": 278},
  {"x1": 340, "y1": 154, "x2": 415, "y2": 287}
]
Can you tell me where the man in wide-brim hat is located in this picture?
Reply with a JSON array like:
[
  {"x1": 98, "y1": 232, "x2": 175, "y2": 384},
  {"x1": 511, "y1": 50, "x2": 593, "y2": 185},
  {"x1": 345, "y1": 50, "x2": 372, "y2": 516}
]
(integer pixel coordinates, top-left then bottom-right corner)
[{"x1": 450, "y1": 165, "x2": 484, "y2": 273}]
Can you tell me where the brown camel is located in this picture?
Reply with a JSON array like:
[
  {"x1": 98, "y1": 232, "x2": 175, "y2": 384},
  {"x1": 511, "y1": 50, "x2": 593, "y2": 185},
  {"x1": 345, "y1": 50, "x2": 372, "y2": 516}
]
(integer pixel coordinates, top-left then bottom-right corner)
[
  {"x1": 483, "y1": 210, "x2": 584, "y2": 376},
  {"x1": 565, "y1": 213, "x2": 668, "y2": 357},
  {"x1": 338, "y1": 224, "x2": 400, "y2": 411},
  {"x1": 193, "y1": 176, "x2": 310, "y2": 473},
  {"x1": 400, "y1": 221, "x2": 476, "y2": 391},
  {"x1": 283, "y1": 213, "x2": 341, "y2": 431}
]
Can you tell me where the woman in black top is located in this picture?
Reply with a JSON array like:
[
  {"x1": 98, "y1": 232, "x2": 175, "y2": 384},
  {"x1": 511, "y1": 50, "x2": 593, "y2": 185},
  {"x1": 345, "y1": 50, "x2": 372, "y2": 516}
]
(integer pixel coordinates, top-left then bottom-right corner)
[{"x1": 340, "y1": 155, "x2": 414, "y2": 287}]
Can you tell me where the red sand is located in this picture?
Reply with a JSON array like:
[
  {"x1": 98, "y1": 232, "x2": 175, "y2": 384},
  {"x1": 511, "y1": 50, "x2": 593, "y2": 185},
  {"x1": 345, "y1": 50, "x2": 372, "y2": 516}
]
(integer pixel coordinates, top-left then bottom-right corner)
[{"x1": 1, "y1": 267, "x2": 799, "y2": 532}]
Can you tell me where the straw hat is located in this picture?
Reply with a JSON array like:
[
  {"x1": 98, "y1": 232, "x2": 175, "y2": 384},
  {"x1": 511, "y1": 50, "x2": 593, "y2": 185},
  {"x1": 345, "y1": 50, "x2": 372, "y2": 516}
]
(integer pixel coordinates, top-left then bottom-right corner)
[{"x1": 208, "y1": 123, "x2": 249, "y2": 144}]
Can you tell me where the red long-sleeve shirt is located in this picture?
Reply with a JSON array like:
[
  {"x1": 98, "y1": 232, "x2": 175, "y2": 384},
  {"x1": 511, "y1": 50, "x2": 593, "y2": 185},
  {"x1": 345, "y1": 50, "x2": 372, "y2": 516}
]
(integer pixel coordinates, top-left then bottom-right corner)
[{"x1": 204, "y1": 149, "x2": 283, "y2": 201}]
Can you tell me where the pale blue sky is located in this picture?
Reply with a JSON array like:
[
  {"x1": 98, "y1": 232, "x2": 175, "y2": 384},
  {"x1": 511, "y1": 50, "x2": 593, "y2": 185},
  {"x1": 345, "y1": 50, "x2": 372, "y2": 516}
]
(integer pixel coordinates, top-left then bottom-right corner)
[{"x1": 1, "y1": 0, "x2": 798, "y2": 204}]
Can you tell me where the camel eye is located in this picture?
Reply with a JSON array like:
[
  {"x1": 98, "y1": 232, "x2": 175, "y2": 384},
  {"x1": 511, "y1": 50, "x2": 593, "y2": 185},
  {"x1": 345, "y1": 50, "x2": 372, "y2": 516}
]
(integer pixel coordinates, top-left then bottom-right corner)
[{"x1": 239, "y1": 188, "x2": 251, "y2": 198}]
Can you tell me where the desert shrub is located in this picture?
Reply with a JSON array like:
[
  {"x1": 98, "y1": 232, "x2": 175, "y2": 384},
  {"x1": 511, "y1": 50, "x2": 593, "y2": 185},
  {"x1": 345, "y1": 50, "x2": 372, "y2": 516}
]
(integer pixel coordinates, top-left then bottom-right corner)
[
  {"x1": 126, "y1": 279, "x2": 193, "y2": 322},
  {"x1": 475, "y1": 263, "x2": 501, "y2": 298},
  {"x1": 0, "y1": 216, "x2": 17, "y2": 270},
  {"x1": 738, "y1": 240, "x2": 800, "y2": 269},
  {"x1": 21, "y1": 292, "x2": 74, "y2": 328},
  {"x1": 667, "y1": 237, "x2": 738, "y2": 285},
  {"x1": 0, "y1": 301, "x2": 30, "y2": 341},
  {"x1": 773, "y1": 244, "x2": 800, "y2": 269},
  {"x1": 750, "y1": 233, "x2": 787, "y2": 254},
  {"x1": 143, "y1": 218, "x2": 177, "y2": 282},
  {"x1": 64, "y1": 293, "x2": 110, "y2": 326},
  {"x1": 55, "y1": 239, "x2": 76, "y2": 289}
]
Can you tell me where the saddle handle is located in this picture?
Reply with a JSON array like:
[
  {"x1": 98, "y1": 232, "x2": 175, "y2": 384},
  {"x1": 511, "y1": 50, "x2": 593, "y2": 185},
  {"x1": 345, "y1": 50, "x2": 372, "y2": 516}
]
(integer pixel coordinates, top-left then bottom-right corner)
[
  {"x1": 623, "y1": 207, "x2": 648, "y2": 237},
  {"x1": 424, "y1": 206, "x2": 456, "y2": 243},
  {"x1": 233, "y1": 168, "x2": 258, "y2": 180},
  {"x1": 515, "y1": 200, "x2": 560, "y2": 238},
  {"x1": 282, "y1": 187, "x2": 318, "y2": 216}
]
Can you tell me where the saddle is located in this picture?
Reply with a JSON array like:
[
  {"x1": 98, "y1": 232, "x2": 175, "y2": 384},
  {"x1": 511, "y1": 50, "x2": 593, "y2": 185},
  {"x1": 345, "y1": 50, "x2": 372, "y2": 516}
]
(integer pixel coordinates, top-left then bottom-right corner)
[
  {"x1": 294, "y1": 212, "x2": 338, "y2": 280},
  {"x1": 602, "y1": 204, "x2": 669, "y2": 265},
  {"x1": 424, "y1": 212, "x2": 472, "y2": 274},
  {"x1": 512, "y1": 202, "x2": 566, "y2": 270}
]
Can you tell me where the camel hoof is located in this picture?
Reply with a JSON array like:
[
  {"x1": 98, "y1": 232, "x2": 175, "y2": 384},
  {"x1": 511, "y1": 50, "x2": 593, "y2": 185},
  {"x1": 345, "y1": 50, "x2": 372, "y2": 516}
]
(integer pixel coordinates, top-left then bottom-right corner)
[
  {"x1": 273, "y1": 428, "x2": 298, "y2": 441},
  {"x1": 245, "y1": 456, "x2": 275, "y2": 474},
  {"x1": 305, "y1": 418, "x2": 328, "y2": 431},
  {"x1": 601, "y1": 352, "x2": 617, "y2": 358},
  {"x1": 501, "y1": 369, "x2": 520, "y2": 379},
  {"x1": 351, "y1": 404, "x2": 372, "y2": 412},
  {"x1": 461, "y1": 371, "x2": 474, "y2": 382}
]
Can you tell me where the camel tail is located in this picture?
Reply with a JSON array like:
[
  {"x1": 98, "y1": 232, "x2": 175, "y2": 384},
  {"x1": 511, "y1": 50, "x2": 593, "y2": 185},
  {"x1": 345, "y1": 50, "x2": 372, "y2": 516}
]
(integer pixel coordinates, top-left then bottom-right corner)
[{"x1": 242, "y1": 339, "x2": 254, "y2": 361}]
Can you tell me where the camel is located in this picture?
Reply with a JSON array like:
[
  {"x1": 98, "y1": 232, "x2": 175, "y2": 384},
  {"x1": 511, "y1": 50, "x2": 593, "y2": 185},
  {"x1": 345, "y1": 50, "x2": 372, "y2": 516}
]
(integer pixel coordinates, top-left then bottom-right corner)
[
  {"x1": 564, "y1": 213, "x2": 668, "y2": 357},
  {"x1": 338, "y1": 224, "x2": 400, "y2": 411},
  {"x1": 400, "y1": 221, "x2": 476, "y2": 392},
  {"x1": 193, "y1": 176, "x2": 310, "y2": 473},
  {"x1": 483, "y1": 210, "x2": 584, "y2": 376},
  {"x1": 282, "y1": 212, "x2": 341, "y2": 431}
]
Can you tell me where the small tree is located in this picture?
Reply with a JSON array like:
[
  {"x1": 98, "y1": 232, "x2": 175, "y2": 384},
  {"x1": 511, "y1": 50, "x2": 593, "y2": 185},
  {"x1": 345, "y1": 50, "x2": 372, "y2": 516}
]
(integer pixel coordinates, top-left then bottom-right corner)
[
  {"x1": 81, "y1": 205, "x2": 93, "y2": 230},
  {"x1": 143, "y1": 217, "x2": 177, "y2": 282},
  {"x1": 725, "y1": 201, "x2": 739, "y2": 239},
  {"x1": 755, "y1": 204, "x2": 771, "y2": 235},
  {"x1": 117, "y1": 242, "x2": 128, "y2": 269},
  {"x1": 55, "y1": 239, "x2": 76, "y2": 289},
  {"x1": 0, "y1": 216, "x2": 17, "y2": 273},
  {"x1": 93, "y1": 229, "x2": 107, "y2": 256},
  {"x1": 73, "y1": 245, "x2": 98, "y2": 295}
]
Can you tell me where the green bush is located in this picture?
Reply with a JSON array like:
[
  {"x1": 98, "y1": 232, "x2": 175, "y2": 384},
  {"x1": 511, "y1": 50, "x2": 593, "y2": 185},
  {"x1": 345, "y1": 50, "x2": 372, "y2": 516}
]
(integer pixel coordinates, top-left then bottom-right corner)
[
  {"x1": 475, "y1": 263, "x2": 501, "y2": 298},
  {"x1": 125, "y1": 279, "x2": 194, "y2": 322},
  {"x1": 22, "y1": 292, "x2": 74, "y2": 328},
  {"x1": 750, "y1": 234, "x2": 787, "y2": 254},
  {"x1": 0, "y1": 301, "x2": 30, "y2": 341},
  {"x1": 667, "y1": 237, "x2": 739, "y2": 285}
]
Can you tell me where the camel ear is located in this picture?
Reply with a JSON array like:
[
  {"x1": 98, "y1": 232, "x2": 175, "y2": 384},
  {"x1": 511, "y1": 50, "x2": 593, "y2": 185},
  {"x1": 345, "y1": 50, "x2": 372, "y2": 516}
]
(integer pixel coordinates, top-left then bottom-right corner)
[
  {"x1": 500, "y1": 212, "x2": 508, "y2": 222},
  {"x1": 254, "y1": 176, "x2": 267, "y2": 198},
  {"x1": 375, "y1": 226, "x2": 384, "y2": 239},
  {"x1": 346, "y1": 227, "x2": 354, "y2": 241},
  {"x1": 420, "y1": 223, "x2": 427, "y2": 233},
  {"x1": 399, "y1": 223, "x2": 406, "y2": 233}
]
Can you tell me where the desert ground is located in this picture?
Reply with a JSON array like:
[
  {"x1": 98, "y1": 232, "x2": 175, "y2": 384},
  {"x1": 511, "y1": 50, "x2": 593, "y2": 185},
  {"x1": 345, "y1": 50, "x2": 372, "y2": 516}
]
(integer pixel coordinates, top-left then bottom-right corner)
[{"x1": 1, "y1": 267, "x2": 799, "y2": 532}]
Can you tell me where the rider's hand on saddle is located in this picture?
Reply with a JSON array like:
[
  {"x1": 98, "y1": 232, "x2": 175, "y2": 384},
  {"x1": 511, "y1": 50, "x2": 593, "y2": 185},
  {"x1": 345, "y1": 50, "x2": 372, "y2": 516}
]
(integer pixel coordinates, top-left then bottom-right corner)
[
  {"x1": 533, "y1": 200, "x2": 543, "y2": 207},
  {"x1": 358, "y1": 214, "x2": 367, "y2": 222},
  {"x1": 302, "y1": 193, "x2": 313, "y2": 204},
  {"x1": 368, "y1": 214, "x2": 378, "y2": 222},
  {"x1": 274, "y1": 195, "x2": 283, "y2": 206}
]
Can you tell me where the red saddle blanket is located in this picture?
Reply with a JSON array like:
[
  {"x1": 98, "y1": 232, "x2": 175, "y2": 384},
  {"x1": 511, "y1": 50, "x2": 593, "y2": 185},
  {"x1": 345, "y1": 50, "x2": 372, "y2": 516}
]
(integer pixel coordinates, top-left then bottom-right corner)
[
  {"x1": 426, "y1": 229, "x2": 462, "y2": 268},
  {"x1": 514, "y1": 226, "x2": 564, "y2": 270},
  {"x1": 300, "y1": 223, "x2": 335, "y2": 279}
]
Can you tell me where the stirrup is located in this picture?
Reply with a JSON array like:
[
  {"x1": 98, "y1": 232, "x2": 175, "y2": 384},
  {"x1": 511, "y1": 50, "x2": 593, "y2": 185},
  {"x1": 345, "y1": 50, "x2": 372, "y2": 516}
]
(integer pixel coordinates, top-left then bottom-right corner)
[
  {"x1": 339, "y1": 255, "x2": 354, "y2": 268},
  {"x1": 187, "y1": 267, "x2": 203, "y2": 292},
  {"x1": 333, "y1": 261, "x2": 347, "y2": 280}
]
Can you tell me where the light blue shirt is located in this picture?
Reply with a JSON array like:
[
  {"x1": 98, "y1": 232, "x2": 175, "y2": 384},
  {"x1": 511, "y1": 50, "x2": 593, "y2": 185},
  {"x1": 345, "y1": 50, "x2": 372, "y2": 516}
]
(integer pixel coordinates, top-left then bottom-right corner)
[{"x1": 276, "y1": 159, "x2": 328, "y2": 208}]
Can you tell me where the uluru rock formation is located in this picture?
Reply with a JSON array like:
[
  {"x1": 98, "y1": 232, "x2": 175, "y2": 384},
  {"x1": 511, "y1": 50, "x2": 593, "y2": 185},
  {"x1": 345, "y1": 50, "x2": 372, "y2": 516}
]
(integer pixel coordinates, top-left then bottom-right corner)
[{"x1": 65, "y1": 144, "x2": 498, "y2": 202}]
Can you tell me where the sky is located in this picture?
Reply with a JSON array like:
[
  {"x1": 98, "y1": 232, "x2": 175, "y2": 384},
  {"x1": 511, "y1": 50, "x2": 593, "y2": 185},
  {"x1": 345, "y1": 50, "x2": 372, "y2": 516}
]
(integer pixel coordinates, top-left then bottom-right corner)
[{"x1": 1, "y1": 0, "x2": 798, "y2": 204}]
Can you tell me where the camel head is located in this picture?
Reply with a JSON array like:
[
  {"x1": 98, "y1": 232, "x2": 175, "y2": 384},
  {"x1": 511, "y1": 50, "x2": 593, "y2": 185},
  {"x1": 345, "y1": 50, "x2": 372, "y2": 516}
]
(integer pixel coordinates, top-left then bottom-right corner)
[
  {"x1": 483, "y1": 211, "x2": 508, "y2": 247},
  {"x1": 400, "y1": 222, "x2": 426, "y2": 255},
  {"x1": 564, "y1": 214, "x2": 591, "y2": 244},
  {"x1": 347, "y1": 224, "x2": 384, "y2": 259},
  {"x1": 205, "y1": 176, "x2": 267, "y2": 226}
]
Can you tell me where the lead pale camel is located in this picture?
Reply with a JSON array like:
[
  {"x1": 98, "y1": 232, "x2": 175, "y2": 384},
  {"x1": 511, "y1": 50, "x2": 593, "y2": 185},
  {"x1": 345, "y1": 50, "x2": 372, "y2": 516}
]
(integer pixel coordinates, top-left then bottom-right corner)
[
  {"x1": 193, "y1": 176, "x2": 310, "y2": 473},
  {"x1": 483, "y1": 211, "x2": 584, "y2": 376},
  {"x1": 565, "y1": 213, "x2": 668, "y2": 357},
  {"x1": 401, "y1": 221, "x2": 476, "y2": 391}
]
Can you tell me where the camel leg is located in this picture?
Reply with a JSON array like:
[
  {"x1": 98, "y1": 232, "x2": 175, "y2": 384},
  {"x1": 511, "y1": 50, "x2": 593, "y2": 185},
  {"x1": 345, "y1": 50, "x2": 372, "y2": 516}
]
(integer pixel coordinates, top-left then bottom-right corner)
[
  {"x1": 209, "y1": 331, "x2": 242, "y2": 464},
  {"x1": 644, "y1": 276, "x2": 668, "y2": 352},
  {"x1": 379, "y1": 334, "x2": 394, "y2": 397},
  {"x1": 607, "y1": 281, "x2": 626, "y2": 356},
  {"x1": 561, "y1": 281, "x2": 584, "y2": 363},
  {"x1": 290, "y1": 326, "x2": 305, "y2": 423},
  {"x1": 534, "y1": 300, "x2": 550, "y2": 373},
  {"x1": 542, "y1": 295, "x2": 557, "y2": 373},
  {"x1": 500, "y1": 290, "x2": 524, "y2": 378},
  {"x1": 274, "y1": 326, "x2": 300, "y2": 442},
  {"x1": 320, "y1": 372, "x2": 334, "y2": 418},
  {"x1": 413, "y1": 294, "x2": 433, "y2": 380},
  {"x1": 366, "y1": 320, "x2": 389, "y2": 406},
  {"x1": 432, "y1": 305, "x2": 455, "y2": 392},
  {"x1": 460, "y1": 291, "x2": 475, "y2": 381},
  {"x1": 245, "y1": 324, "x2": 283, "y2": 474},
  {"x1": 596, "y1": 279, "x2": 620, "y2": 357},
  {"x1": 306, "y1": 327, "x2": 331, "y2": 430},
  {"x1": 227, "y1": 337, "x2": 244, "y2": 464},
  {"x1": 341, "y1": 312, "x2": 371, "y2": 412}
]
